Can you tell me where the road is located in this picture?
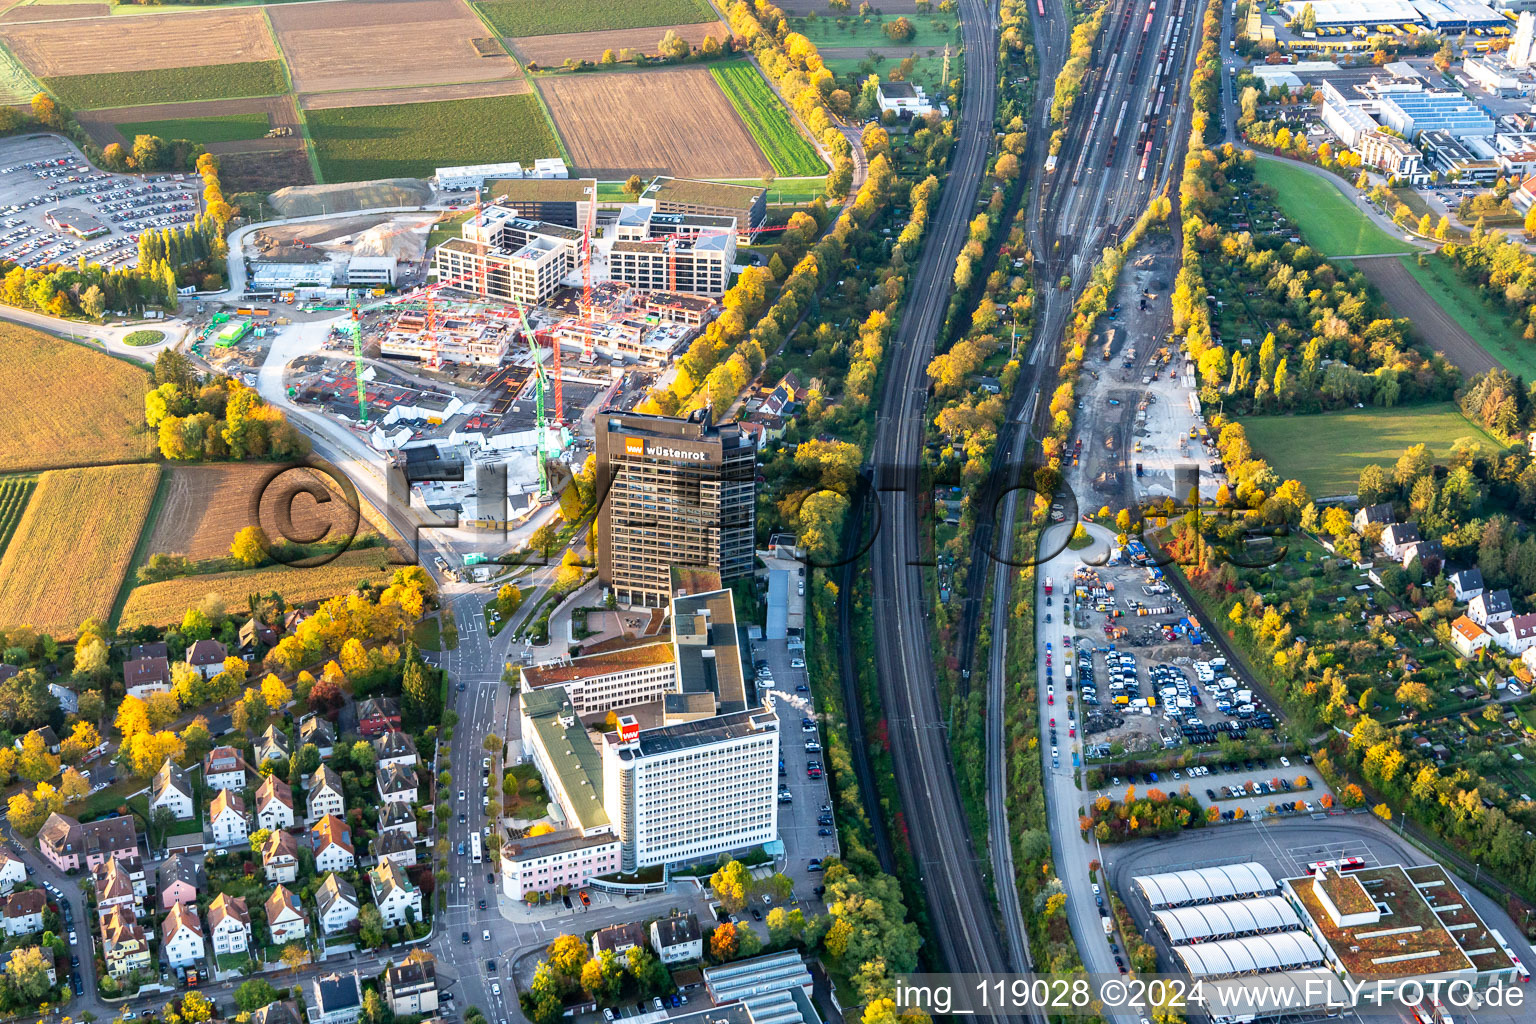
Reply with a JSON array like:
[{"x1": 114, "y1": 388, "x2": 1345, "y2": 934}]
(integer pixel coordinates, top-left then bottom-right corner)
[{"x1": 862, "y1": 0, "x2": 1018, "y2": 992}]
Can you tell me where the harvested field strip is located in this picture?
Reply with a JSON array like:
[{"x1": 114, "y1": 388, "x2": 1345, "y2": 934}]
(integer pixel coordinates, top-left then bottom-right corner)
[
  {"x1": 120, "y1": 547, "x2": 394, "y2": 629},
  {"x1": 0, "y1": 327, "x2": 153, "y2": 471},
  {"x1": 305, "y1": 93, "x2": 558, "y2": 182},
  {"x1": 0, "y1": 9, "x2": 277, "y2": 76},
  {"x1": 710, "y1": 64, "x2": 823, "y2": 177},
  {"x1": 0, "y1": 41, "x2": 39, "y2": 105},
  {"x1": 475, "y1": 0, "x2": 714, "y2": 38},
  {"x1": 509, "y1": 21, "x2": 727, "y2": 66},
  {"x1": 0, "y1": 464, "x2": 159, "y2": 637},
  {"x1": 119, "y1": 111, "x2": 272, "y2": 145},
  {"x1": 300, "y1": 79, "x2": 530, "y2": 111},
  {"x1": 45, "y1": 60, "x2": 288, "y2": 110},
  {"x1": 1, "y1": 4, "x2": 112, "y2": 23},
  {"x1": 0, "y1": 477, "x2": 35, "y2": 561}
]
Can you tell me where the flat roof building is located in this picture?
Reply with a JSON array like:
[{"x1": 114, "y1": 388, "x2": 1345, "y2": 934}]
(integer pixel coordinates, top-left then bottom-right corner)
[
  {"x1": 46, "y1": 207, "x2": 108, "y2": 240},
  {"x1": 484, "y1": 177, "x2": 593, "y2": 228},
  {"x1": 519, "y1": 688, "x2": 610, "y2": 835},
  {"x1": 639, "y1": 176, "x2": 767, "y2": 241},
  {"x1": 595, "y1": 410, "x2": 756, "y2": 608}
]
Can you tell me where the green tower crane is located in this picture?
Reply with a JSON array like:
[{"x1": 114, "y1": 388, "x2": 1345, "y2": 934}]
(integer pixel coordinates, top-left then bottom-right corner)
[
  {"x1": 348, "y1": 303, "x2": 369, "y2": 426},
  {"x1": 510, "y1": 305, "x2": 550, "y2": 499}
]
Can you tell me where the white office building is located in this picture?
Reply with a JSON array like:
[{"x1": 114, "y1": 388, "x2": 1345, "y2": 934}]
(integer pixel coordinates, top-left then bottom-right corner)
[{"x1": 1514, "y1": 11, "x2": 1536, "y2": 67}]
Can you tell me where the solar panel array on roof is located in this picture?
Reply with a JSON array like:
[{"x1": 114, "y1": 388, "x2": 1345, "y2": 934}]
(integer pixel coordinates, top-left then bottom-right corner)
[
  {"x1": 1174, "y1": 933, "x2": 1326, "y2": 977},
  {"x1": 1153, "y1": 895, "x2": 1301, "y2": 943},
  {"x1": 1134, "y1": 863, "x2": 1278, "y2": 908}
]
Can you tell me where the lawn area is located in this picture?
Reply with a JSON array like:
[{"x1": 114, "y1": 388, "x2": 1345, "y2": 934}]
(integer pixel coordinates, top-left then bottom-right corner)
[
  {"x1": 824, "y1": 54, "x2": 955, "y2": 96},
  {"x1": 306, "y1": 94, "x2": 560, "y2": 182},
  {"x1": 427, "y1": 209, "x2": 477, "y2": 250},
  {"x1": 710, "y1": 65, "x2": 824, "y2": 177},
  {"x1": 43, "y1": 60, "x2": 288, "y2": 110},
  {"x1": 1253, "y1": 157, "x2": 1415, "y2": 258},
  {"x1": 475, "y1": 0, "x2": 715, "y2": 38},
  {"x1": 119, "y1": 111, "x2": 272, "y2": 145},
  {"x1": 1240, "y1": 403, "x2": 1504, "y2": 495},
  {"x1": 503, "y1": 763, "x2": 549, "y2": 819},
  {"x1": 788, "y1": 14, "x2": 957, "y2": 49},
  {"x1": 413, "y1": 614, "x2": 442, "y2": 652},
  {"x1": 1397, "y1": 253, "x2": 1536, "y2": 381}
]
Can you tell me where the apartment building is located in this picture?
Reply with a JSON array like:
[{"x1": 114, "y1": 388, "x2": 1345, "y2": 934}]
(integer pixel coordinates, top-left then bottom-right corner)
[
  {"x1": 609, "y1": 232, "x2": 732, "y2": 299},
  {"x1": 594, "y1": 410, "x2": 756, "y2": 607}
]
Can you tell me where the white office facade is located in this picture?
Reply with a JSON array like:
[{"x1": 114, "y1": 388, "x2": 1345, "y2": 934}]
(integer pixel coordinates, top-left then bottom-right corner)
[{"x1": 602, "y1": 711, "x2": 779, "y2": 871}]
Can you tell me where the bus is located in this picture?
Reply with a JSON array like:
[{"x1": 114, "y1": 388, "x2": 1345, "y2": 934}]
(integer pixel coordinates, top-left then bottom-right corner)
[
  {"x1": 1307, "y1": 856, "x2": 1365, "y2": 873},
  {"x1": 470, "y1": 832, "x2": 483, "y2": 864}
]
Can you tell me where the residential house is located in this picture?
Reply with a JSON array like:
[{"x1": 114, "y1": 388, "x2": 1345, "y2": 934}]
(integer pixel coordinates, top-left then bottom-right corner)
[
  {"x1": 1489, "y1": 612, "x2": 1536, "y2": 655},
  {"x1": 650, "y1": 912, "x2": 702, "y2": 964},
  {"x1": 239, "y1": 617, "x2": 279, "y2": 655},
  {"x1": 383, "y1": 956, "x2": 439, "y2": 1016},
  {"x1": 207, "y1": 893, "x2": 251, "y2": 956},
  {"x1": 1, "y1": 889, "x2": 45, "y2": 937},
  {"x1": 376, "y1": 763, "x2": 417, "y2": 805},
  {"x1": 150, "y1": 759, "x2": 195, "y2": 821},
  {"x1": 300, "y1": 715, "x2": 336, "y2": 759},
  {"x1": 1353, "y1": 502, "x2": 1394, "y2": 532},
  {"x1": 262, "y1": 829, "x2": 299, "y2": 884},
  {"x1": 369, "y1": 860, "x2": 421, "y2": 928},
  {"x1": 1450, "y1": 568, "x2": 1485, "y2": 602},
  {"x1": 1451, "y1": 615, "x2": 1490, "y2": 658},
  {"x1": 311, "y1": 972, "x2": 363, "y2": 1024},
  {"x1": 17, "y1": 726, "x2": 58, "y2": 754},
  {"x1": 101, "y1": 905, "x2": 150, "y2": 980},
  {"x1": 255, "y1": 724, "x2": 291, "y2": 767},
  {"x1": 157, "y1": 852, "x2": 203, "y2": 910},
  {"x1": 306, "y1": 765, "x2": 346, "y2": 824},
  {"x1": 209, "y1": 789, "x2": 248, "y2": 846},
  {"x1": 265, "y1": 885, "x2": 307, "y2": 943},
  {"x1": 378, "y1": 801, "x2": 417, "y2": 838},
  {"x1": 256, "y1": 775, "x2": 295, "y2": 832},
  {"x1": 123, "y1": 655, "x2": 171, "y2": 699},
  {"x1": 160, "y1": 901, "x2": 205, "y2": 968},
  {"x1": 1380, "y1": 523, "x2": 1421, "y2": 559},
  {"x1": 0, "y1": 851, "x2": 26, "y2": 895},
  {"x1": 205, "y1": 745, "x2": 255, "y2": 791},
  {"x1": 373, "y1": 828, "x2": 417, "y2": 868},
  {"x1": 250, "y1": 1001, "x2": 304, "y2": 1024},
  {"x1": 310, "y1": 814, "x2": 355, "y2": 873},
  {"x1": 0, "y1": 664, "x2": 16, "y2": 685},
  {"x1": 875, "y1": 79, "x2": 935, "y2": 117},
  {"x1": 357, "y1": 697, "x2": 401, "y2": 738},
  {"x1": 37, "y1": 812, "x2": 138, "y2": 873},
  {"x1": 1470, "y1": 589, "x2": 1514, "y2": 627},
  {"x1": 1401, "y1": 538, "x2": 1443, "y2": 570},
  {"x1": 315, "y1": 873, "x2": 359, "y2": 937},
  {"x1": 92, "y1": 856, "x2": 141, "y2": 921},
  {"x1": 592, "y1": 921, "x2": 646, "y2": 958},
  {"x1": 186, "y1": 638, "x2": 231, "y2": 680},
  {"x1": 372, "y1": 730, "x2": 417, "y2": 768}
]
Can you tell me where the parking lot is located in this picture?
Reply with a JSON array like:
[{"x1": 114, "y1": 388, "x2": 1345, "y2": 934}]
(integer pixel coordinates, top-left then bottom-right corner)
[
  {"x1": 0, "y1": 134, "x2": 198, "y2": 271},
  {"x1": 1090, "y1": 755, "x2": 1334, "y2": 821}
]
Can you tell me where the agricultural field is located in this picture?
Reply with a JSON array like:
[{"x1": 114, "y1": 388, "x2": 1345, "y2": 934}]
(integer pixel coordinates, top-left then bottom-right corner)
[
  {"x1": 299, "y1": 79, "x2": 529, "y2": 111},
  {"x1": 0, "y1": 43, "x2": 38, "y2": 105},
  {"x1": 1394, "y1": 253, "x2": 1536, "y2": 381},
  {"x1": 1240, "y1": 404, "x2": 1502, "y2": 496},
  {"x1": 543, "y1": 67, "x2": 774, "y2": 179},
  {"x1": 0, "y1": 9, "x2": 278, "y2": 76},
  {"x1": 773, "y1": 0, "x2": 925, "y2": 11},
  {"x1": 119, "y1": 111, "x2": 272, "y2": 145},
  {"x1": 0, "y1": 4, "x2": 112, "y2": 22},
  {"x1": 711, "y1": 64, "x2": 823, "y2": 177},
  {"x1": 475, "y1": 0, "x2": 715, "y2": 38},
  {"x1": 0, "y1": 464, "x2": 159, "y2": 638},
  {"x1": 271, "y1": 0, "x2": 520, "y2": 95},
  {"x1": 1252, "y1": 157, "x2": 1415, "y2": 258},
  {"x1": 0, "y1": 477, "x2": 35, "y2": 561},
  {"x1": 0, "y1": 328, "x2": 153, "y2": 472},
  {"x1": 510, "y1": 21, "x2": 727, "y2": 66},
  {"x1": 305, "y1": 93, "x2": 559, "y2": 181},
  {"x1": 142, "y1": 463, "x2": 375, "y2": 564},
  {"x1": 45, "y1": 60, "x2": 287, "y2": 111},
  {"x1": 120, "y1": 547, "x2": 394, "y2": 629}
]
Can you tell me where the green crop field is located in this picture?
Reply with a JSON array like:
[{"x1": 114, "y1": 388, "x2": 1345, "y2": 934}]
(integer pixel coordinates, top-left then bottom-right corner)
[
  {"x1": 306, "y1": 94, "x2": 560, "y2": 182},
  {"x1": 43, "y1": 60, "x2": 287, "y2": 111},
  {"x1": 1253, "y1": 157, "x2": 1415, "y2": 258},
  {"x1": 710, "y1": 65, "x2": 823, "y2": 178},
  {"x1": 0, "y1": 45, "x2": 39, "y2": 106},
  {"x1": 475, "y1": 0, "x2": 715, "y2": 38},
  {"x1": 0, "y1": 477, "x2": 35, "y2": 562},
  {"x1": 118, "y1": 111, "x2": 271, "y2": 145},
  {"x1": 1241, "y1": 403, "x2": 1503, "y2": 496},
  {"x1": 1398, "y1": 253, "x2": 1536, "y2": 381}
]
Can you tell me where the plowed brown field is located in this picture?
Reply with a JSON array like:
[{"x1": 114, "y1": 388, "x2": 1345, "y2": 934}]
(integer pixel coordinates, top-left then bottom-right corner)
[
  {"x1": 0, "y1": 10, "x2": 277, "y2": 76},
  {"x1": 511, "y1": 21, "x2": 727, "y2": 65},
  {"x1": 541, "y1": 67, "x2": 771, "y2": 178},
  {"x1": 271, "y1": 0, "x2": 521, "y2": 94},
  {"x1": 0, "y1": 4, "x2": 110, "y2": 22},
  {"x1": 76, "y1": 95, "x2": 299, "y2": 149}
]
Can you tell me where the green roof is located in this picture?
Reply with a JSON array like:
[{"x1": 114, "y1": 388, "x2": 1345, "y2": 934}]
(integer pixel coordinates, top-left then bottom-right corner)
[{"x1": 523, "y1": 687, "x2": 608, "y2": 831}]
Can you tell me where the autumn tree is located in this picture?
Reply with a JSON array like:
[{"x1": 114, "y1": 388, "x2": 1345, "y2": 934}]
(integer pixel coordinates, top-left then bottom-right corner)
[
  {"x1": 710, "y1": 859, "x2": 751, "y2": 913},
  {"x1": 231, "y1": 526, "x2": 270, "y2": 567},
  {"x1": 709, "y1": 921, "x2": 739, "y2": 961}
]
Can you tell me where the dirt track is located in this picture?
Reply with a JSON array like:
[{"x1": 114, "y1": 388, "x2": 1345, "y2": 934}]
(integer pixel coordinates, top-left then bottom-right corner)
[
  {"x1": 0, "y1": 9, "x2": 276, "y2": 76},
  {"x1": 510, "y1": 21, "x2": 728, "y2": 65},
  {"x1": 1354, "y1": 255, "x2": 1497, "y2": 379}
]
